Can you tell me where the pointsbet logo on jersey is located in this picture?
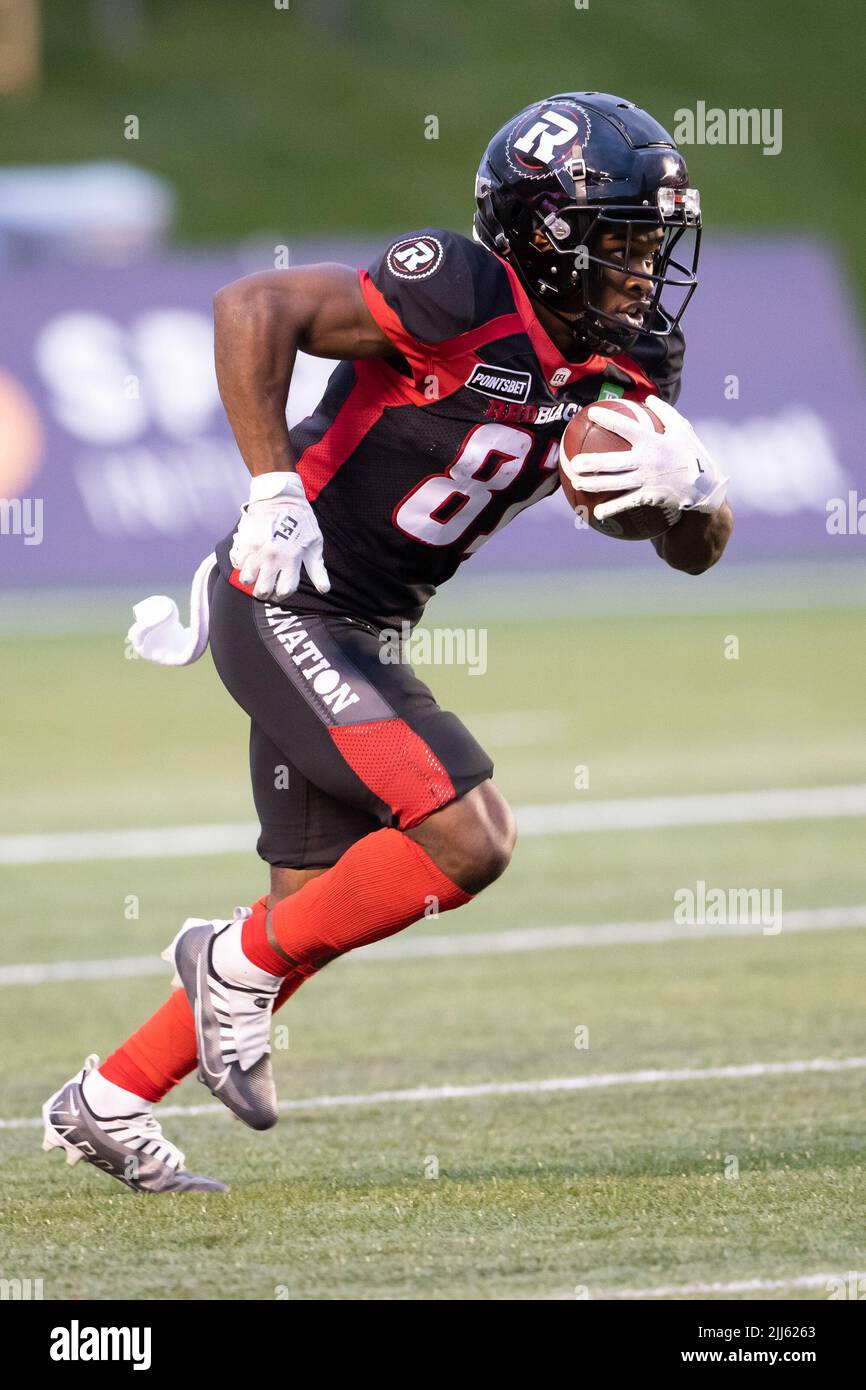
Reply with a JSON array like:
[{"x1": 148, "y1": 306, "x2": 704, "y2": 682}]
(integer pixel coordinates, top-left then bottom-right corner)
[
  {"x1": 386, "y1": 236, "x2": 444, "y2": 280},
  {"x1": 465, "y1": 363, "x2": 532, "y2": 403}
]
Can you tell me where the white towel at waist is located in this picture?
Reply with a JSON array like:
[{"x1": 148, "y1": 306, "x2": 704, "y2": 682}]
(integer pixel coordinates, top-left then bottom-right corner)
[{"x1": 127, "y1": 552, "x2": 218, "y2": 666}]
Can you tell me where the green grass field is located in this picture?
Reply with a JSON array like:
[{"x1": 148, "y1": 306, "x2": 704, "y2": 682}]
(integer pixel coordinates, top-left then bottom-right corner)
[
  {"x1": 2, "y1": 0, "x2": 864, "y2": 309},
  {"x1": 1, "y1": 585, "x2": 865, "y2": 1300}
]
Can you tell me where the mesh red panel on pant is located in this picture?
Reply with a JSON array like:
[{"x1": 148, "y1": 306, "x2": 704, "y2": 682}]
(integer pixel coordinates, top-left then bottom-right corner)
[{"x1": 329, "y1": 718, "x2": 456, "y2": 829}]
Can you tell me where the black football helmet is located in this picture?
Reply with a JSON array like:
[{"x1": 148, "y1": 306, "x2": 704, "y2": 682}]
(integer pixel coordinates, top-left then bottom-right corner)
[{"x1": 473, "y1": 92, "x2": 701, "y2": 355}]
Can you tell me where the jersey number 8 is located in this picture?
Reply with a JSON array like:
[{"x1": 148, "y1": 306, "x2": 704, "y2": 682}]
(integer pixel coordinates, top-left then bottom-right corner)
[{"x1": 393, "y1": 422, "x2": 556, "y2": 548}]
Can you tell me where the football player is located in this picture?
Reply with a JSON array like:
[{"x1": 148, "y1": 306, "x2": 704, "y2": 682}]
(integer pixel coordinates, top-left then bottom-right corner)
[{"x1": 43, "y1": 93, "x2": 732, "y2": 1191}]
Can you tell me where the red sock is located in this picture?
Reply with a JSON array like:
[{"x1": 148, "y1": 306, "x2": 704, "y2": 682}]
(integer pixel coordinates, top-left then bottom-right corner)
[
  {"x1": 100, "y1": 832, "x2": 469, "y2": 1104},
  {"x1": 100, "y1": 901, "x2": 307, "y2": 1103},
  {"x1": 242, "y1": 827, "x2": 470, "y2": 976},
  {"x1": 100, "y1": 989, "x2": 196, "y2": 1102}
]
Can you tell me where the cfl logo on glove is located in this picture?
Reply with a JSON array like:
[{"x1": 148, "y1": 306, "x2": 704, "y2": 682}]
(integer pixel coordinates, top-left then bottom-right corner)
[
  {"x1": 273, "y1": 514, "x2": 299, "y2": 542},
  {"x1": 231, "y1": 470, "x2": 331, "y2": 602}
]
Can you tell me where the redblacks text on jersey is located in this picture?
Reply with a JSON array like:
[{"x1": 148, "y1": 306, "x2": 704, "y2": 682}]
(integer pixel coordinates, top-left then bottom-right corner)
[{"x1": 217, "y1": 228, "x2": 684, "y2": 627}]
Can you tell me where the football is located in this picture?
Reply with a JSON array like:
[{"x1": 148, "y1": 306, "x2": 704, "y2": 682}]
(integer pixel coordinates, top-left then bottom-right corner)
[{"x1": 559, "y1": 399, "x2": 675, "y2": 541}]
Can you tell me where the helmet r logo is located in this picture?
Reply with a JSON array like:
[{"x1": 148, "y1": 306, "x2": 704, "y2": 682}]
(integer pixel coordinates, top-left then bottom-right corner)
[{"x1": 514, "y1": 110, "x2": 581, "y2": 168}]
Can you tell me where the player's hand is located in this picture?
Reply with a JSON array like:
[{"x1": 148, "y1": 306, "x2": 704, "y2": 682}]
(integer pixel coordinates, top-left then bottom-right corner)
[
  {"x1": 229, "y1": 471, "x2": 330, "y2": 601},
  {"x1": 568, "y1": 396, "x2": 729, "y2": 525}
]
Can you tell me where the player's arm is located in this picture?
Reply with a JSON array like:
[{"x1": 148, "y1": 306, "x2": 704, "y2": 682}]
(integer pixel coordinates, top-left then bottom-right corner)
[
  {"x1": 212, "y1": 265, "x2": 395, "y2": 601},
  {"x1": 573, "y1": 396, "x2": 733, "y2": 576},
  {"x1": 651, "y1": 503, "x2": 734, "y2": 574},
  {"x1": 213, "y1": 264, "x2": 393, "y2": 478},
  {"x1": 626, "y1": 330, "x2": 736, "y2": 570}
]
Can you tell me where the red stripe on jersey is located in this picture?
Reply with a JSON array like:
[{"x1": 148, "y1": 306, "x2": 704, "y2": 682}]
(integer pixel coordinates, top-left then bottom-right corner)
[
  {"x1": 493, "y1": 254, "x2": 656, "y2": 399},
  {"x1": 433, "y1": 312, "x2": 525, "y2": 357},
  {"x1": 296, "y1": 358, "x2": 413, "y2": 501},
  {"x1": 358, "y1": 269, "x2": 522, "y2": 388},
  {"x1": 407, "y1": 312, "x2": 529, "y2": 400},
  {"x1": 359, "y1": 269, "x2": 417, "y2": 363},
  {"x1": 329, "y1": 718, "x2": 456, "y2": 829}
]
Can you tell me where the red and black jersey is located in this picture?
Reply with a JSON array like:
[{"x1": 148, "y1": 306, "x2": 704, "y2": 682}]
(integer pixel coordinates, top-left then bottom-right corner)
[{"x1": 217, "y1": 228, "x2": 684, "y2": 628}]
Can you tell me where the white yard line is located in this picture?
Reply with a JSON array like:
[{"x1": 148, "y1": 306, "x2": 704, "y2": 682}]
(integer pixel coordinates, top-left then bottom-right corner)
[
  {"x1": 543, "y1": 1271, "x2": 844, "y2": 1300},
  {"x1": 2, "y1": 784, "x2": 866, "y2": 865},
  {"x1": 516, "y1": 784, "x2": 866, "y2": 835},
  {"x1": 0, "y1": 821, "x2": 256, "y2": 865},
  {"x1": 2, "y1": 903, "x2": 865, "y2": 989},
  {"x1": 3, "y1": 1055, "x2": 864, "y2": 1131}
]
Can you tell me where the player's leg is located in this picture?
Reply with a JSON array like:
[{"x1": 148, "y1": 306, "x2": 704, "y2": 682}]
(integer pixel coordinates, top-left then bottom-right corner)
[
  {"x1": 41, "y1": 885, "x2": 319, "y2": 1192},
  {"x1": 78, "y1": 727, "x2": 343, "y2": 1108},
  {"x1": 178, "y1": 574, "x2": 510, "y2": 1123},
  {"x1": 41, "y1": 1054, "x2": 228, "y2": 1195},
  {"x1": 41, "y1": 938, "x2": 311, "y2": 1195},
  {"x1": 48, "y1": 571, "x2": 511, "y2": 1163},
  {"x1": 41, "y1": 731, "x2": 334, "y2": 1190},
  {"x1": 160, "y1": 708, "x2": 398, "y2": 1128},
  {"x1": 408, "y1": 777, "x2": 516, "y2": 895}
]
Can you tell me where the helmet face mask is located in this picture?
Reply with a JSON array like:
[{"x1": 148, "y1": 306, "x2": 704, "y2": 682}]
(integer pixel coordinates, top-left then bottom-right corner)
[
  {"x1": 474, "y1": 93, "x2": 702, "y2": 356},
  {"x1": 528, "y1": 202, "x2": 700, "y2": 352}
]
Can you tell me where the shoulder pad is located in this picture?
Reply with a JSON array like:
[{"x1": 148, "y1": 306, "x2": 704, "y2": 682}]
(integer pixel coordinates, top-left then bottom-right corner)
[{"x1": 366, "y1": 228, "x2": 513, "y2": 345}]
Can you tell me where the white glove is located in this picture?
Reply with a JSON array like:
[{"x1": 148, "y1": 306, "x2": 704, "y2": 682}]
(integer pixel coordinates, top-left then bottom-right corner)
[
  {"x1": 229, "y1": 471, "x2": 330, "y2": 602},
  {"x1": 562, "y1": 396, "x2": 729, "y2": 526}
]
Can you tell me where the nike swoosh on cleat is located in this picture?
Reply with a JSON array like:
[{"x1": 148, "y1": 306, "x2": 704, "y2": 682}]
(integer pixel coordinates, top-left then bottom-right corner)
[{"x1": 194, "y1": 993, "x2": 229, "y2": 1089}]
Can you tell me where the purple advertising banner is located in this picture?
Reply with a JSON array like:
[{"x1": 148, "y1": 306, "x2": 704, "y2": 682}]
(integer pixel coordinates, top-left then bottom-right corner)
[{"x1": 1, "y1": 235, "x2": 864, "y2": 589}]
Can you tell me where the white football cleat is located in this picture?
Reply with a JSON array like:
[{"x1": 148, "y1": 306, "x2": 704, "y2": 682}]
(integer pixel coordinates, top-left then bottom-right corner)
[
  {"x1": 42, "y1": 1055, "x2": 227, "y2": 1194},
  {"x1": 162, "y1": 914, "x2": 279, "y2": 1130}
]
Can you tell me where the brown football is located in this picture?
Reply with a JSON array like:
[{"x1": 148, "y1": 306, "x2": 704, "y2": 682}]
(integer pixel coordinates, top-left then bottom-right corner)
[{"x1": 559, "y1": 399, "x2": 674, "y2": 541}]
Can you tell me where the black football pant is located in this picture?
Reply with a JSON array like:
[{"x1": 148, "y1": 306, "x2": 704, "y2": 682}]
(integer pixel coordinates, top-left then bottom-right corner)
[{"x1": 207, "y1": 570, "x2": 493, "y2": 868}]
